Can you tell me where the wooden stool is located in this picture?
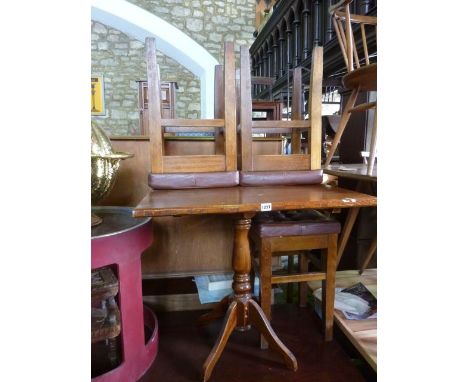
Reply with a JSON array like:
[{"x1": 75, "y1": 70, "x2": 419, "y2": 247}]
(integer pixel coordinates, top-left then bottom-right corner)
[{"x1": 250, "y1": 210, "x2": 340, "y2": 348}]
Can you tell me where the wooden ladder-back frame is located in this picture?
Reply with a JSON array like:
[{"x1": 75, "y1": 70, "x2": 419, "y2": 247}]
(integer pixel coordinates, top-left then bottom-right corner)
[
  {"x1": 239, "y1": 44, "x2": 323, "y2": 172},
  {"x1": 146, "y1": 38, "x2": 237, "y2": 173},
  {"x1": 329, "y1": 0, "x2": 377, "y2": 73},
  {"x1": 325, "y1": 0, "x2": 377, "y2": 175}
]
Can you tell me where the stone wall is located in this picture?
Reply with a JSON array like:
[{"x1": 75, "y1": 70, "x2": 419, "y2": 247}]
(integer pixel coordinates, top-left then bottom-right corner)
[
  {"x1": 128, "y1": 0, "x2": 257, "y2": 60},
  {"x1": 91, "y1": 0, "x2": 256, "y2": 136},
  {"x1": 91, "y1": 21, "x2": 200, "y2": 136}
]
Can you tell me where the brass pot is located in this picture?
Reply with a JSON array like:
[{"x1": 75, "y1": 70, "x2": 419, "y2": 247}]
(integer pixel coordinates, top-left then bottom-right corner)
[{"x1": 91, "y1": 122, "x2": 133, "y2": 205}]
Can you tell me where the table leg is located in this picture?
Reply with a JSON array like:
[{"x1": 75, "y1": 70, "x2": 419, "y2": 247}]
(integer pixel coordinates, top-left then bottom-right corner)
[
  {"x1": 201, "y1": 213, "x2": 297, "y2": 381},
  {"x1": 248, "y1": 299, "x2": 297, "y2": 371},
  {"x1": 336, "y1": 207, "x2": 360, "y2": 267},
  {"x1": 198, "y1": 295, "x2": 230, "y2": 325},
  {"x1": 202, "y1": 301, "x2": 238, "y2": 382},
  {"x1": 359, "y1": 236, "x2": 377, "y2": 274}
]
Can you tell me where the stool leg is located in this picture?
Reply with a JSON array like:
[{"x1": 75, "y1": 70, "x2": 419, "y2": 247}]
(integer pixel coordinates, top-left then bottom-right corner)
[
  {"x1": 259, "y1": 239, "x2": 272, "y2": 349},
  {"x1": 286, "y1": 255, "x2": 294, "y2": 303},
  {"x1": 325, "y1": 87, "x2": 360, "y2": 166},
  {"x1": 322, "y1": 234, "x2": 337, "y2": 341},
  {"x1": 299, "y1": 253, "x2": 308, "y2": 308}
]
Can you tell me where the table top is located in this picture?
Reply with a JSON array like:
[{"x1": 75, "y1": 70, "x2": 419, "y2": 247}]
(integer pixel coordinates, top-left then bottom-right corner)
[
  {"x1": 133, "y1": 184, "x2": 377, "y2": 218},
  {"x1": 92, "y1": 206, "x2": 152, "y2": 239},
  {"x1": 323, "y1": 164, "x2": 377, "y2": 182}
]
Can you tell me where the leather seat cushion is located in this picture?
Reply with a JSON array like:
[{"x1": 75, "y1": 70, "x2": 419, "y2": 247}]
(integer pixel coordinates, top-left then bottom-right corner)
[
  {"x1": 239, "y1": 170, "x2": 323, "y2": 186},
  {"x1": 148, "y1": 171, "x2": 239, "y2": 189},
  {"x1": 252, "y1": 209, "x2": 341, "y2": 238}
]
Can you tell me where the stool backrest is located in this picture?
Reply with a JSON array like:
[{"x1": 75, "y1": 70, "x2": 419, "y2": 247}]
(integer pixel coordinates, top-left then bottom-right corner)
[
  {"x1": 239, "y1": 44, "x2": 323, "y2": 175},
  {"x1": 145, "y1": 38, "x2": 237, "y2": 175}
]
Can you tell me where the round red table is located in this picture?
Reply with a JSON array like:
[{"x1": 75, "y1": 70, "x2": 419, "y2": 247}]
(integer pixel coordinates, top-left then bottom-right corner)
[{"x1": 92, "y1": 207, "x2": 158, "y2": 382}]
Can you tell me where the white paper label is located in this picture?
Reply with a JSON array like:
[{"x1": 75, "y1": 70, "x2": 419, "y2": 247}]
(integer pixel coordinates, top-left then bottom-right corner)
[{"x1": 260, "y1": 203, "x2": 272, "y2": 211}]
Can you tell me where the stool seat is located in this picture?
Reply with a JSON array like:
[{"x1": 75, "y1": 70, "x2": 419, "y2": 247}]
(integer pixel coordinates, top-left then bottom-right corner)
[
  {"x1": 342, "y1": 63, "x2": 377, "y2": 92},
  {"x1": 252, "y1": 210, "x2": 341, "y2": 238}
]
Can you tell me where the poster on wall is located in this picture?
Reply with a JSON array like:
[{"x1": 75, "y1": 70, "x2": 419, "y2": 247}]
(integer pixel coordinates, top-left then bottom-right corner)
[{"x1": 91, "y1": 75, "x2": 105, "y2": 116}]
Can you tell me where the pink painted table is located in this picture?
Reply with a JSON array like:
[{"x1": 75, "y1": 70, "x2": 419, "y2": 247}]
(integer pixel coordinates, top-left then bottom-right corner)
[{"x1": 91, "y1": 207, "x2": 159, "y2": 382}]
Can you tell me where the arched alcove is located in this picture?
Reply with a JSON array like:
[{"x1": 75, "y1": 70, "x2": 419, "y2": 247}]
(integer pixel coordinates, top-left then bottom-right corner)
[{"x1": 91, "y1": 0, "x2": 218, "y2": 118}]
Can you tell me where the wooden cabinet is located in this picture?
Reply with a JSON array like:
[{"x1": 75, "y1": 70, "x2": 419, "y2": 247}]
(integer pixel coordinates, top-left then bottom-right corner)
[{"x1": 137, "y1": 80, "x2": 178, "y2": 135}]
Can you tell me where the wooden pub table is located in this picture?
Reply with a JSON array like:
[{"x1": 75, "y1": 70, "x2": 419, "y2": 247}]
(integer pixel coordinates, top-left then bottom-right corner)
[
  {"x1": 133, "y1": 184, "x2": 377, "y2": 381},
  {"x1": 323, "y1": 164, "x2": 377, "y2": 269}
]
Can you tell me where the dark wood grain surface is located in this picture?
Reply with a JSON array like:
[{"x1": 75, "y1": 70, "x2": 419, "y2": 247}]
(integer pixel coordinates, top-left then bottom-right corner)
[
  {"x1": 323, "y1": 163, "x2": 377, "y2": 182},
  {"x1": 133, "y1": 184, "x2": 377, "y2": 218}
]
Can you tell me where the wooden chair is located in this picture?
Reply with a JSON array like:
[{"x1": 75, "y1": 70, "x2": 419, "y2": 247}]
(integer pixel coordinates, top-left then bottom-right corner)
[
  {"x1": 238, "y1": 44, "x2": 340, "y2": 348},
  {"x1": 145, "y1": 38, "x2": 238, "y2": 187},
  {"x1": 325, "y1": 0, "x2": 377, "y2": 175}
]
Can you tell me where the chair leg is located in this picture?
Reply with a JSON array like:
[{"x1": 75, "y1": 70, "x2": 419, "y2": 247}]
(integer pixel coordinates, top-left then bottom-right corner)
[
  {"x1": 322, "y1": 234, "x2": 337, "y2": 341},
  {"x1": 259, "y1": 239, "x2": 272, "y2": 349},
  {"x1": 367, "y1": 107, "x2": 377, "y2": 176},
  {"x1": 325, "y1": 87, "x2": 360, "y2": 166},
  {"x1": 299, "y1": 253, "x2": 308, "y2": 308},
  {"x1": 359, "y1": 237, "x2": 377, "y2": 275}
]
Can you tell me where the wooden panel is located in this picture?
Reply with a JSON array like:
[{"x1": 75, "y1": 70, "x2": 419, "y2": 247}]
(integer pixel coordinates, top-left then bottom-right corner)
[
  {"x1": 143, "y1": 293, "x2": 218, "y2": 312},
  {"x1": 252, "y1": 139, "x2": 282, "y2": 155},
  {"x1": 100, "y1": 139, "x2": 151, "y2": 207},
  {"x1": 252, "y1": 154, "x2": 311, "y2": 171},
  {"x1": 162, "y1": 155, "x2": 226, "y2": 173},
  {"x1": 165, "y1": 139, "x2": 215, "y2": 155},
  {"x1": 142, "y1": 214, "x2": 235, "y2": 276},
  {"x1": 270, "y1": 235, "x2": 329, "y2": 252}
]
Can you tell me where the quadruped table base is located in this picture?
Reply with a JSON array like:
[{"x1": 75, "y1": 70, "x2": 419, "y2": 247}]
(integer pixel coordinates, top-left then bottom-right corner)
[
  {"x1": 92, "y1": 207, "x2": 158, "y2": 382},
  {"x1": 197, "y1": 214, "x2": 297, "y2": 382},
  {"x1": 133, "y1": 184, "x2": 377, "y2": 381}
]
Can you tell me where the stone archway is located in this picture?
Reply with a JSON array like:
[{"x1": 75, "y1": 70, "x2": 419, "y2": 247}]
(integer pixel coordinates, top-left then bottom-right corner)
[{"x1": 91, "y1": 0, "x2": 218, "y2": 118}]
